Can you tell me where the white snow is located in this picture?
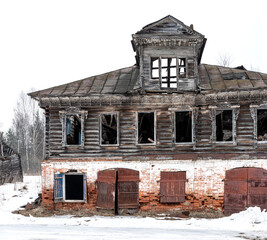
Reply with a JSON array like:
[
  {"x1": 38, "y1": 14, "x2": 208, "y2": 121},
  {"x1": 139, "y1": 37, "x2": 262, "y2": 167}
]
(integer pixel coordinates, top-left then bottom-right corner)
[{"x1": 0, "y1": 177, "x2": 267, "y2": 240}]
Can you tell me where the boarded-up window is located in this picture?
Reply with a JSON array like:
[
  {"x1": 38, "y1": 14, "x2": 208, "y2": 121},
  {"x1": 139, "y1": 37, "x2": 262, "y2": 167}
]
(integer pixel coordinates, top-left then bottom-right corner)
[
  {"x1": 216, "y1": 110, "x2": 233, "y2": 141},
  {"x1": 66, "y1": 114, "x2": 81, "y2": 145},
  {"x1": 101, "y1": 113, "x2": 118, "y2": 145},
  {"x1": 160, "y1": 171, "x2": 186, "y2": 203},
  {"x1": 175, "y1": 111, "x2": 192, "y2": 143},
  {"x1": 138, "y1": 112, "x2": 155, "y2": 144},
  {"x1": 54, "y1": 173, "x2": 87, "y2": 202},
  {"x1": 257, "y1": 109, "x2": 267, "y2": 141}
]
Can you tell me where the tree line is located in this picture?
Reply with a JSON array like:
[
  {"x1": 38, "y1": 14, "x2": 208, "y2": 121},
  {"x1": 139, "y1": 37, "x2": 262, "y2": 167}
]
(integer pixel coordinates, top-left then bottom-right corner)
[{"x1": 4, "y1": 91, "x2": 44, "y2": 175}]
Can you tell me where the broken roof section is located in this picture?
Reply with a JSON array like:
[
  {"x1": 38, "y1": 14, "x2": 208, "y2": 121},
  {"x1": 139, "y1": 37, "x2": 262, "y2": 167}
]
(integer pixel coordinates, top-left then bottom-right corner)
[
  {"x1": 29, "y1": 64, "x2": 267, "y2": 99},
  {"x1": 136, "y1": 15, "x2": 202, "y2": 36}
]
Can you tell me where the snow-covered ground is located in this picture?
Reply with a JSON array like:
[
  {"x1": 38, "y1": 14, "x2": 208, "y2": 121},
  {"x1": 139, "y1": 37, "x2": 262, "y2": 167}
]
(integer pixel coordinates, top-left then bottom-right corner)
[{"x1": 0, "y1": 177, "x2": 267, "y2": 240}]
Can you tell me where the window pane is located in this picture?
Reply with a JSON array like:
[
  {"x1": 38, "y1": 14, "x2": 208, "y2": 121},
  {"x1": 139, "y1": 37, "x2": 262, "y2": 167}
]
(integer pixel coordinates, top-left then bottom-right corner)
[
  {"x1": 138, "y1": 112, "x2": 154, "y2": 144},
  {"x1": 152, "y1": 69, "x2": 159, "y2": 78},
  {"x1": 169, "y1": 58, "x2": 176, "y2": 67},
  {"x1": 257, "y1": 109, "x2": 267, "y2": 141},
  {"x1": 216, "y1": 110, "x2": 232, "y2": 141},
  {"x1": 170, "y1": 67, "x2": 176, "y2": 77},
  {"x1": 170, "y1": 83, "x2": 177, "y2": 88},
  {"x1": 162, "y1": 68, "x2": 168, "y2": 77},
  {"x1": 161, "y1": 58, "x2": 168, "y2": 67},
  {"x1": 151, "y1": 57, "x2": 159, "y2": 68},
  {"x1": 175, "y1": 111, "x2": 192, "y2": 142},
  {"x1": 101, "y1": 114, "x2": 118, "y2": 145}
]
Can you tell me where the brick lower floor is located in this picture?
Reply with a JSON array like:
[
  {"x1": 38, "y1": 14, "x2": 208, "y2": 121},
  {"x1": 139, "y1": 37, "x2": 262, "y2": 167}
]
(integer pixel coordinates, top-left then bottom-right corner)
[{"x1": 41, "y1": 158, "x2": 267, "y2": 214}]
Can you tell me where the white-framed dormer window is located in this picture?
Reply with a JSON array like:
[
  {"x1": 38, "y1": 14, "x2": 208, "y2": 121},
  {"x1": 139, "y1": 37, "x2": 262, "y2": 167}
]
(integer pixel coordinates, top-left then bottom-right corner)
[
  {"x1": 210, "y1": 106, "x2": 239, "y2": 144},
  {"x1": 137, "y1": 112, "x2": 156, "y2": 145},
  {"x1": 100, "y1": 112, "x2": 119, "y2": 146},
  {"x1": 59, "y1": 108, "x2": 87, "y2": 148},
  {"x1": 151, "y1": 57, "x2": 187, "y2": 89}
]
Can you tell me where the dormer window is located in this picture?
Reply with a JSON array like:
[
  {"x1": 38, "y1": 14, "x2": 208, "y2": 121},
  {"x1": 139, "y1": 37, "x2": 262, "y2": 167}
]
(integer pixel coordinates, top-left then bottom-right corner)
[{"x1": 151, "y1": 57, "x2": 187, "y2": 89}]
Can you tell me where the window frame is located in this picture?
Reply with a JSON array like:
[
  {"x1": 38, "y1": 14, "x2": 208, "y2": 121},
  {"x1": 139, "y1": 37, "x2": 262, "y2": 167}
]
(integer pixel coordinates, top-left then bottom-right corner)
[
  {"x1": 59, "y1": 109, "x2": 87, "y2": 148},
  {"x1": 54, "y1": 172, "x2": 87, "y2": 203},
  {"x1": 250, "y1": 104, "x2": 267, "y2": 144},
  {"x1": 210, "y1": 106, "x2": 239, "y2": 145},
  {"x1": 150, "y1": 56, "x2": 188, "y2": 89},
  {"x1": 99, "y1": 112, "x2": 119, "y2": 146},
  {"x1": 174, "y1": 110, "x2": 194, "y2": 144},
  {"x1": 136, "y1": 111, "x2": 156, "y2": 146}
]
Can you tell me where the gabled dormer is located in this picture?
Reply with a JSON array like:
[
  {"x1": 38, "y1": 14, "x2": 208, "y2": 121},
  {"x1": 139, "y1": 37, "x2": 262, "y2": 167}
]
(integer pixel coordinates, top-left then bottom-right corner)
[{"x1": 132, "y1": 15, "x2": 206, "y2": 91}]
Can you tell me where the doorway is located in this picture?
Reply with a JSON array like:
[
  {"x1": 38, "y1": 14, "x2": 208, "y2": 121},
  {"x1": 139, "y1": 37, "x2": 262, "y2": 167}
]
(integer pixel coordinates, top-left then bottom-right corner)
[
  {"x1": 96, "y1": 168, "x2": 139, "y2": 215},
  {"x1": 224, "y1": 167, "x2": 267, "y2": 215}
]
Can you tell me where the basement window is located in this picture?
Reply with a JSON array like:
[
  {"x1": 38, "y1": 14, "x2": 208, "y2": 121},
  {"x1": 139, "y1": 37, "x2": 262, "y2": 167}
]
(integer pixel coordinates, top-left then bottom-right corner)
[
  {"x1": 100, "y1": 113, "x2": 118, "y2": 145},
  {"x1": 138, "y1": 112, "x2": 155, "y2": 144},
  {"x1": 175, "y1": 111, "x2": 192, "y2": 143},
  {"x1": 216, "y1": 110, "x2": 233, "y2": 142},
  {"x1": 160, "y1": 171, "x2": 186, "y2": 203},
  {"x1": 54, "y1": 173, "x2": 87, "y2": 202},
  {"x1": 66, "y1": 114, "x2": 81, "y2": 145},
  {"x1": 151, "y1": 57, "x2": 187, "y2": 89},
  {"x1": 257, "y1": 109, "x2": 267, "y2": 141}
]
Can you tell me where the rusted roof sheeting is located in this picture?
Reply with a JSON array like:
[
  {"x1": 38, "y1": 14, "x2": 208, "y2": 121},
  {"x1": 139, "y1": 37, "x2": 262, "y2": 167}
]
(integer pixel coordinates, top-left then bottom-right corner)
[{"x1": 29, "y1": 64, "x2": 267, "y2": 98}]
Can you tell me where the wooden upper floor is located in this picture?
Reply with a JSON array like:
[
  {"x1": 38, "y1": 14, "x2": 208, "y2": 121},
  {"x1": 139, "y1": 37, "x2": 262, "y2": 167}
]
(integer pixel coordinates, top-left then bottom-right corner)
[{"x1": 28, "y1": 16, "x2": 267, "y2": 161}]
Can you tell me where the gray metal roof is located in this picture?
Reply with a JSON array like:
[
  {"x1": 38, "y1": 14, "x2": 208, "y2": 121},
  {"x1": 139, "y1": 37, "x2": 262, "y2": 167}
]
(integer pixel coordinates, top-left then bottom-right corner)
[{"x1": 29, "y1": 64, "x2": 267, "y2": 99}]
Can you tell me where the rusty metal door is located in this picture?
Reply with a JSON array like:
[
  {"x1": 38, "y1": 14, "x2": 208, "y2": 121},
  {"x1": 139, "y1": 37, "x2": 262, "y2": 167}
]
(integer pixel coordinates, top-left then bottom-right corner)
[
  {"x1": 160, "y1": 171, "x2": 186, "y2": 203},
  {"x1": 117, "y1": 168, "x2": 139, "y2": 213},
  {"x1": 224, "y1": 167, "x2": 267, "y2": 215},
  {"x1": 96, "y1": 169, "x2": 116, "y2": 210},
  {"x1": 224, "y1": 168, "x2": 248, "y2": 215},
  {"x1": 247, "y1": 168, "x2": 267, "y2": 210}
]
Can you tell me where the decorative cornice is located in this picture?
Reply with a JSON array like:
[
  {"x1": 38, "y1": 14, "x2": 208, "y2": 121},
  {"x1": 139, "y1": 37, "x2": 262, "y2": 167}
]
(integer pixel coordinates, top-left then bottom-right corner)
[
  {"x1": 133, "y1": 37, "x2": 203, "y2": 47},
  {"x1": 38, "y1": 89, "x2": 267, "y2": 108}
]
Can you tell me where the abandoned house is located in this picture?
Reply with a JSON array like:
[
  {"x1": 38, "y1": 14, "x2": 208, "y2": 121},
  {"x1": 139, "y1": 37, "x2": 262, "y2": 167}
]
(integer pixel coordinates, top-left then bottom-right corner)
[
  {"x1": 29, "y1": 15, "x2": 267, "y2": 215},
  {"x1": 0, "y1": 133, "x2": 23, "y2": 185}
]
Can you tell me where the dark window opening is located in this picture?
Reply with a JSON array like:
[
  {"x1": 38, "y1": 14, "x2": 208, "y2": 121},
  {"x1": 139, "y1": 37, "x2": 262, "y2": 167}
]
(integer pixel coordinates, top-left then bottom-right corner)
[
  {"x1": 257, "y1": 109, "x2": 267, "y2": 141},
  {"x1": 175, "y1": 111, "x2": 192, "y2": 143},
  {"x1": 138, "y1": 112, "x2": 155, "y2": 144},
  {"x1": 65, "y1": 174, "x2": 84, "y2": 200},
  {"x1": 101, "y1": 113, "x2": 118, "y2": 145},
  {"x1": 66, "y1": 115, "x2": 81, "y2": 145},
  {"x1": 216, "y1": 110, "x2": 233, "y2": 141}
]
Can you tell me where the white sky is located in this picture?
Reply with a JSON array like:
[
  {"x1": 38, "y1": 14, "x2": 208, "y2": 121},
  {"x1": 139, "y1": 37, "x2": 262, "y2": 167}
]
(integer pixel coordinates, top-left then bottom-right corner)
[{"x1": 0, "y1": 0, "x2": 266, "y2": 132}]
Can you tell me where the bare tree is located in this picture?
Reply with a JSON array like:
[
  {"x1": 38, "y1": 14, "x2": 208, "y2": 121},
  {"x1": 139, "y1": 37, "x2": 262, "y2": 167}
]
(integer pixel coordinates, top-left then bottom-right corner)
[
  {"x1": 5, "y1": 91, "x2": 44, "y2": 175},
  {"x1": 217, "y1": 52, "x2": 233, "y2": 67}
]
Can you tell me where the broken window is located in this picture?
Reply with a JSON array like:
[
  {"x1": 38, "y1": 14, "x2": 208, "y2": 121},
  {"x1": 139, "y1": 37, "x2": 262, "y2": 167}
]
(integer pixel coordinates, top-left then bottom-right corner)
[
  {"x1": 175, "y1": 111, "x2": 192, "y2": 143},
  {"x1": 54, "y1": 173, "x2": 87, "y2": 202},
  {"x1": 151, "y1": 57, "x2": 187, "y2": 89},
  {"x1": 160, "y1": 171, "x2": 186, "y2": 203},
  {"x1": 257, "y1": 109, "x2": 267, "y2": 141},
  {"x1": 101, "y1": 113, "x2": 118, "y2": 145},
  {"x1": 138, "y1": 112, "x2": 155, "y2": 144},
  {"x1": 216, "y1": 110, "x2": 233, "y2": 141},
  {"x1": 66, "y1": 114, "x2": 81, "y2": 145}
]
